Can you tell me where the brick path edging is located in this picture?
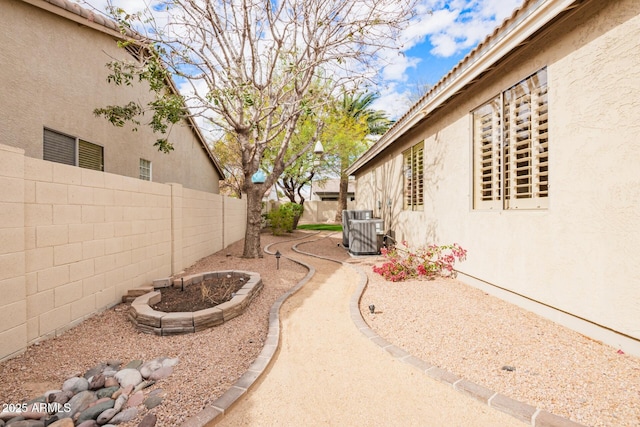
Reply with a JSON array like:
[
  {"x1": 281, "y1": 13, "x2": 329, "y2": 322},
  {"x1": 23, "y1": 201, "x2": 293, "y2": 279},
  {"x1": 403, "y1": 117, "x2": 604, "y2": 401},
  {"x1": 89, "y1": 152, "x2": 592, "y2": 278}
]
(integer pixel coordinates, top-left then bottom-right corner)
[
  {"x1": 294, "y1": 235, "x2": 586, "y2": 427},
  {"x1": 179, "y1": 232, "x2": 320, "y2": 427},
  {"x1": 180, "y1": 232, "x2": 586, "y2": 427}
]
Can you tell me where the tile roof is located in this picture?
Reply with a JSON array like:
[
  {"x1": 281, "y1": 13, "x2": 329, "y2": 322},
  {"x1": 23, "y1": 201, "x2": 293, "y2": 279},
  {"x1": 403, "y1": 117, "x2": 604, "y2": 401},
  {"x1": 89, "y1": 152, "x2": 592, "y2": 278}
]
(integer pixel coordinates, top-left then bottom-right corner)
[
  {"x1": 22, "y1": 0, "x2": 225, "y2": 178},
  {"x1": 347, "y1": 0, "x2": 582, "y2": 175}
]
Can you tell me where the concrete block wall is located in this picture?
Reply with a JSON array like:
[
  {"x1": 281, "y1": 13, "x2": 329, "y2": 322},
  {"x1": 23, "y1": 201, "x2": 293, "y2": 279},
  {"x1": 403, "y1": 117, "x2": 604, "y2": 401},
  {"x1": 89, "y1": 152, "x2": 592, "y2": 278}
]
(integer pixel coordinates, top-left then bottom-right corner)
[
  {"x1": 0, "y1": 145, "x2": 27, "y2": 361},
  {"x1": 0, "y1": 144, "x2": 246, "y2": 361},
  {"x1": 180, "y1": 187, "x2": 224, "y2": 269},
  {"x1": 224, "y1": 196, "x2": 247, "y2": 248},
  {"x1": 299, "y1": 200, "x2": 356, "y2": 224}
]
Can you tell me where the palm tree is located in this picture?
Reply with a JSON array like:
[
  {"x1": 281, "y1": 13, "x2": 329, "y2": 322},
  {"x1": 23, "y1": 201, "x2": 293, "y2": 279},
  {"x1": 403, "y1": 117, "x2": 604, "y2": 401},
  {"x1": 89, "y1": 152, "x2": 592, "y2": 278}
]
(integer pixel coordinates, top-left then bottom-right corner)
[{"x1": 333, "y1": 92, "x2": 393, "y2": 222}]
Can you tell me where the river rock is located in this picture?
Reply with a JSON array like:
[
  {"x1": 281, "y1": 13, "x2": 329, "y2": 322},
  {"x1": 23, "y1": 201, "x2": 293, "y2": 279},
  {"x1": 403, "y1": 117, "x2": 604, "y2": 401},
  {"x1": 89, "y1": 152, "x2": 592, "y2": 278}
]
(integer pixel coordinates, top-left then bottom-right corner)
[
  {"x1": 148, "y1": 366, "x2": 173, "y2": 381},
  {"x1": 47, "y1": 418, "x2": 73, "y2": 427},
  {"x1": 123, "y1": 360, "x2": 143, "y2": 370},
  {"x1": 159, "y1": 357, "x2": 179, "y2": 368},
  {"x1": 96, "y1": 407, "x2": 119, "y2": 425},
  {"x1": 89, "y1": 374, "x2": 105, "y2": 390},
  {"x1": 62, "y1": 377, "x2": 89, "y2": 394},
  {"x1": 25, "y1": 396, "x2": 46, "y2": 406},
  {"x1": 143, "y1": 394, "x2": 163, "y2": 410},
  {"x1": 95, "y1": 387, "x2": 119, "y2": 400},
  {"x1": 102, "y1": 367, "x2": 118, "y2": 378},
  {"x1": 125, "y1": 391, "x2": 143, "y2": 409},
  {"x1": 5, "y1": 421, "x2": 44, "y2": 427},
  {"x1": 108, "y1": 408, "x2": 137, "y2": 424},
  {"x1": 83, "y1": 364, "x2": 106, "y2": 380},
  {"x1": 58, "y1": 390, "x2": 96, "y2": 419},
  {"x1": 76, "y1": 400, "x2": 114, "y2": 424},
  {"x1": 43, "y1": 390, "x2": 62, "y2": 402},
  {"x1": 112, "y1": 393, "x2": 128, "y2": 412},
  {"x1": 132, "y1": 381, "x2": 154, "y2": 394},
  {"x1": 138, "y1": 360, "x2": 162, "y2": 379},
  {"x1": 76, "y1": 421, "x2": 99, "y2": 427},
  {"x1": 103, "y1": 377, "x2": 119, "y2": 388},
  {"x1": 114, "y1": 369, "x2": 142, "y2": 388},
  {"x1": 137, "y1": 413, "x2": 156, "y2": 427}
]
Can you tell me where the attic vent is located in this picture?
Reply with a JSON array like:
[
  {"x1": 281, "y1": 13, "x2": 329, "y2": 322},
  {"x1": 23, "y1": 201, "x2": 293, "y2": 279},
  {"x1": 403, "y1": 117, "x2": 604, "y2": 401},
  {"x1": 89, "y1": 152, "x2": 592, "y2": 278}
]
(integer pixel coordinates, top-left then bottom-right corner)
[{"x1": 125, "y1": 44, "x2": 142, "y2": 61}]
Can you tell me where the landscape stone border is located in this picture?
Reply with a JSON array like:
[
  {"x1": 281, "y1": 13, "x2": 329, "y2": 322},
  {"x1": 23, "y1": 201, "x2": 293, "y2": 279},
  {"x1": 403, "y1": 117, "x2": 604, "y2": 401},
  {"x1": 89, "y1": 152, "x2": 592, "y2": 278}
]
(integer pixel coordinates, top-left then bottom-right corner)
[
  {"x1": 129, "y1": 270, "x2": 262, "y2": 335},
  {"x1": 179, "y1": 232, "x2": 586, "y2": 427}
]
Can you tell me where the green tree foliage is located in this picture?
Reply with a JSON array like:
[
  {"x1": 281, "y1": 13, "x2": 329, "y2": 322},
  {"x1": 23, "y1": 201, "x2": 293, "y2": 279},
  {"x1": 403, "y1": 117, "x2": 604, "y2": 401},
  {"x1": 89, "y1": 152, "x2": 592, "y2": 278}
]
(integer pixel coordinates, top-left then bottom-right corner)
[
  {"x1": 94, "y1": 0, "x2": 416, "y2": 257},
  {"x1": 324, "y1": 92, "x2": 393, "y2": 221}
]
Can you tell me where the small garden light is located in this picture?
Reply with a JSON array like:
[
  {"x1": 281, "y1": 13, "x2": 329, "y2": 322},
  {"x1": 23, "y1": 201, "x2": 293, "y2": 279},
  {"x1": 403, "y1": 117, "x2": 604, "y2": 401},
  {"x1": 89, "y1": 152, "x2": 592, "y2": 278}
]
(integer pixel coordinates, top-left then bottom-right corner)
[
  {"x1": 275, "y1": 250, "x2": 281, "y2": 270},
  {"x1": 369, "y1": 304, "x2": 375, "y2": 314}
]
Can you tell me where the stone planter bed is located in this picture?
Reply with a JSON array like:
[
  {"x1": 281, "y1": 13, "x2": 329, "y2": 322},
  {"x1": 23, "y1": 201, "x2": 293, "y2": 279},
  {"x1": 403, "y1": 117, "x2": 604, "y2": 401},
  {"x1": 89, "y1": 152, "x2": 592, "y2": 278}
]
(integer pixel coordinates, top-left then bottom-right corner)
[{"x1": 129, "y1": 270, "x2": 262, "y2": 335}]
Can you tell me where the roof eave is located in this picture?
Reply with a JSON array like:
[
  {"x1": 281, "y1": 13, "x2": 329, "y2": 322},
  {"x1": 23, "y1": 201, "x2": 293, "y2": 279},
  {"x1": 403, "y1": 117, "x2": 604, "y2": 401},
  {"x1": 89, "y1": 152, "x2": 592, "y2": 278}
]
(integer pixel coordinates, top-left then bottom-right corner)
[
  {"x1": 347, "y1": 0, "x2": 580, "y2": 176},
  {"x1": 24, "y1": 0, "x2": 225, "y2": 180}
]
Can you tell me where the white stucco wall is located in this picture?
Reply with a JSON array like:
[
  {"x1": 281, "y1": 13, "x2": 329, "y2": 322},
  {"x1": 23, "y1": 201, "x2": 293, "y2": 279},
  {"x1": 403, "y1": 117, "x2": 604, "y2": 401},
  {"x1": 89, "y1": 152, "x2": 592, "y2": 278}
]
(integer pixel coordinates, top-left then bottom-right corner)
[
  {"x1": 354, "y1": 0, "x2": 640, "y2": 353},
  {"x1": 0, "y1": 0, "x2": 220, "y2": 193}
]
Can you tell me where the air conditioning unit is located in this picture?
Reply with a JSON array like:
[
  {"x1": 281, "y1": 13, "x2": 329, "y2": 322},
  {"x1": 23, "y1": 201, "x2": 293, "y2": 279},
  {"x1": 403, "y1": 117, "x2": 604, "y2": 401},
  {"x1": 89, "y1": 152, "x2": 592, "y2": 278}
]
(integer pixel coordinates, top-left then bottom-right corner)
[
  {"x1": 342, "y1": 210, "x2": 373, "y2": 247},
  {"x1": 349, "y1": 219, "x2": 384, "y2": 255}
]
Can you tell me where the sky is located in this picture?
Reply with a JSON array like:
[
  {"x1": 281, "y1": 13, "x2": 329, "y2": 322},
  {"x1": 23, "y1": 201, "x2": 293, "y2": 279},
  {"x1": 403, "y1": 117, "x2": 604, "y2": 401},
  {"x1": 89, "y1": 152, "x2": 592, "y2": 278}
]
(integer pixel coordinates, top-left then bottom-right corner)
[
  {"x1": 371, "y1": 0, "x2": 523, "y2": 117},
  {"x1": 79, "y1": 0, "x2": 524, "y2": 120}
]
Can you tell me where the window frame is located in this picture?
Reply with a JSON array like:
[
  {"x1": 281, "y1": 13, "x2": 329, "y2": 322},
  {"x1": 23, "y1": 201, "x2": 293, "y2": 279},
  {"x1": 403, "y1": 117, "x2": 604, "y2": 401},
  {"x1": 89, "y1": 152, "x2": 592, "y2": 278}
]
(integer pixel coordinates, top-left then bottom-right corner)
[
  {"x1": 402, "y1": 141, "x2": 424, "y2": 211},
  {"x1": 43, "y1": 128, "x2": 104, "y2": 171},
  {"x1": 139, "y1": 158, "x2": 152, "y2": 181},
  {"x1": 472, "y1": 68, "x2": 549, "y2": 210}
]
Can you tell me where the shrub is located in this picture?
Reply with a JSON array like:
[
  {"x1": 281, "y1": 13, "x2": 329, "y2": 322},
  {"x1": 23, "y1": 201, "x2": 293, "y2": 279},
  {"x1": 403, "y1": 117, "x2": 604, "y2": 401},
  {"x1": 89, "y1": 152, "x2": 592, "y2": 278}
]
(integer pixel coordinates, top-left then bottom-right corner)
[
  {"x1": 266, "y1": 207, "x2": 294, "y2": 235},
  {"x1": 280, "y1": 202, "x2": 304, "y2": 229},
  {"x1": 372, "y1": 242, "x2": 467, "y2": 282}
]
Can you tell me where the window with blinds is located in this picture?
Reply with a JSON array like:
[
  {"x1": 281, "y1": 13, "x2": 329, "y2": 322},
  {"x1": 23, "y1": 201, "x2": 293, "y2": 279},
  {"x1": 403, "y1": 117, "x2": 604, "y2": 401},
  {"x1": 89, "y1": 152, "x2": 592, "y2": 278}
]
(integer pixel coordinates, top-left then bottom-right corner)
[
  {"x1": 43, "y1": 129, "x2": 104, "y2": 172},
  {"x1": 79, "y1": 140, "x2": 104, "y2": 171},
  {"x1": 403, "y1": 142, "x2": 424, "y2": 211},
  {"x1": 43, "y1": 129, "x2": 76, "y2": 166},
  {"x1": 139, "y1": 158, "x2": 152, "y2": 181},
  {"x1": 472, "y1": 68, "x2": 548, "y2": 210}
]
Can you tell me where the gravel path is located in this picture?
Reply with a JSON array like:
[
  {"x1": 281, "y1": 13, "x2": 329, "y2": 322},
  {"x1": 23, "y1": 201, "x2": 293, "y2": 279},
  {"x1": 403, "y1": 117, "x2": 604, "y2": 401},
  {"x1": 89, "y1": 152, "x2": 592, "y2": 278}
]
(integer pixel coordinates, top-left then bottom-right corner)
[
  {"x1": 216, "y1": 237, "x2": 524, "y2": 426},
  {"x1": 1, "y1": 231, "x2": 638, "y2": 427},
  {"x1": 297, "y1": 234, "x2": 640, "y2": 427}
]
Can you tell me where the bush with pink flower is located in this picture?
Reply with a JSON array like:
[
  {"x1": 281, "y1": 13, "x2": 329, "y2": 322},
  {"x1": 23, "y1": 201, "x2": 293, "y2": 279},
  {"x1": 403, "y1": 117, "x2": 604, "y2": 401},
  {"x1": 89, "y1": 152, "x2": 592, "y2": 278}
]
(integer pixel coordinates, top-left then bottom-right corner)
[{"x1": 372, "y1": 242, "x2": 467, "y2": 282}]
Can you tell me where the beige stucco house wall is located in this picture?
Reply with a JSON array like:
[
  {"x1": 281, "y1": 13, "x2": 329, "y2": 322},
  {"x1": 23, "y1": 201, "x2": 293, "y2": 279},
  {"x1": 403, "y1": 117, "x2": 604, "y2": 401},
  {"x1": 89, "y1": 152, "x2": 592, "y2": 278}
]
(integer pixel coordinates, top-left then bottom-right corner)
[
  {"x1": 348, "y1": 0, "x2": 640, "y2": 355},
  {"x1": 0, "y1": 0, "x2": 222, "y2": 193}
]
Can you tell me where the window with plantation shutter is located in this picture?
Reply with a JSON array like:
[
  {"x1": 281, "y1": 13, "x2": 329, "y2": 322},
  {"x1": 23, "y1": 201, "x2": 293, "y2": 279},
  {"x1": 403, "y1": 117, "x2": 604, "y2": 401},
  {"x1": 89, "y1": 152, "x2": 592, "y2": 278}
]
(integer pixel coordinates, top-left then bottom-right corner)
[
  {"x1": 403, "y1": 142, "x2": 424, "y2": 211},
  {"x1": 43, "y1": 129, "x2": 76, "y2": 166},
  {"x1": 472, "y1": 68, "x2": 548, "y2": 210},
  {"x1": 79, "y1": 140, "x2": 104, "y2": 171},
  {"x1": 472, "y1": 97, "x2": 502, "y2": 209}
]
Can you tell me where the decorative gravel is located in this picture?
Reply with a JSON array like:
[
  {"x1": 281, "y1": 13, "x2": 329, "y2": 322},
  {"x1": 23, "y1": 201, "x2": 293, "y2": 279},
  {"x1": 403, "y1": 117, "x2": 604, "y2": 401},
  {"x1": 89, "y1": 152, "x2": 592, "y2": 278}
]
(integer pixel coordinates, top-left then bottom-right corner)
[
  {"x1": 2, "y1": 231, "x2": 638, "y2": 427},
  {"x1": 298, "y1": 234, "x2": 640, "y2": 427},
  {"x1": 0, "y1": 232, "x2": 308, "y2": 427}
]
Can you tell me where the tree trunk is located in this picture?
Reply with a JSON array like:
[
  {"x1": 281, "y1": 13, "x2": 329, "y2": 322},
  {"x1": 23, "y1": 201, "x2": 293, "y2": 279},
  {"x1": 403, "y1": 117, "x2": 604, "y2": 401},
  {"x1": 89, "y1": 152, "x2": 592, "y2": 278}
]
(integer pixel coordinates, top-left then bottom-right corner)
[
  {"x1": 334, "y1": 173, "x2": 348, "y2": 223},
  {"x1": 242, "y1": 186, "x2": 265, "y2": 258}
]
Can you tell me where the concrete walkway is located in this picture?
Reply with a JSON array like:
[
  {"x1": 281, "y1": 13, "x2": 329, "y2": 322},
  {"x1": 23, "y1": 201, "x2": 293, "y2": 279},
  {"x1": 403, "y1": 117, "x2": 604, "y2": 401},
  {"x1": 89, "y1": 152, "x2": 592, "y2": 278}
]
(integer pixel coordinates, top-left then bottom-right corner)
[{"x1": 181, "y1": 233, "x2": 571, "y2": 427}]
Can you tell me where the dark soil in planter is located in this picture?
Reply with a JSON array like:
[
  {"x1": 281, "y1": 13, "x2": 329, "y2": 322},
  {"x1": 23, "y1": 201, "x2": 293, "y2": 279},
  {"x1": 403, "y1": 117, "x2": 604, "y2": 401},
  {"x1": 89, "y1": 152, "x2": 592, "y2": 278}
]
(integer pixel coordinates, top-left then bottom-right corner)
[{"x1": 151, "y1": 274, "x2": 249, "y2": 312}]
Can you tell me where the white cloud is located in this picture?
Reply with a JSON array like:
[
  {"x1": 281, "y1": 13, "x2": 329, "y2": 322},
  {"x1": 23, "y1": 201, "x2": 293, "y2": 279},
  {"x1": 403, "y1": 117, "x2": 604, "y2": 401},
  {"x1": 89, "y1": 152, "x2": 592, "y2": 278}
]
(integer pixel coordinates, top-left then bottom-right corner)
[
  {"x1": 381, "y1": 54, "x2": 422, "y2": 82},
  {"x1": 424, "y1": 0, "x2": 523, "y2": 58},
  {"x1": 372, "y1": 0, "x2": 524, "y2": 117}
]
